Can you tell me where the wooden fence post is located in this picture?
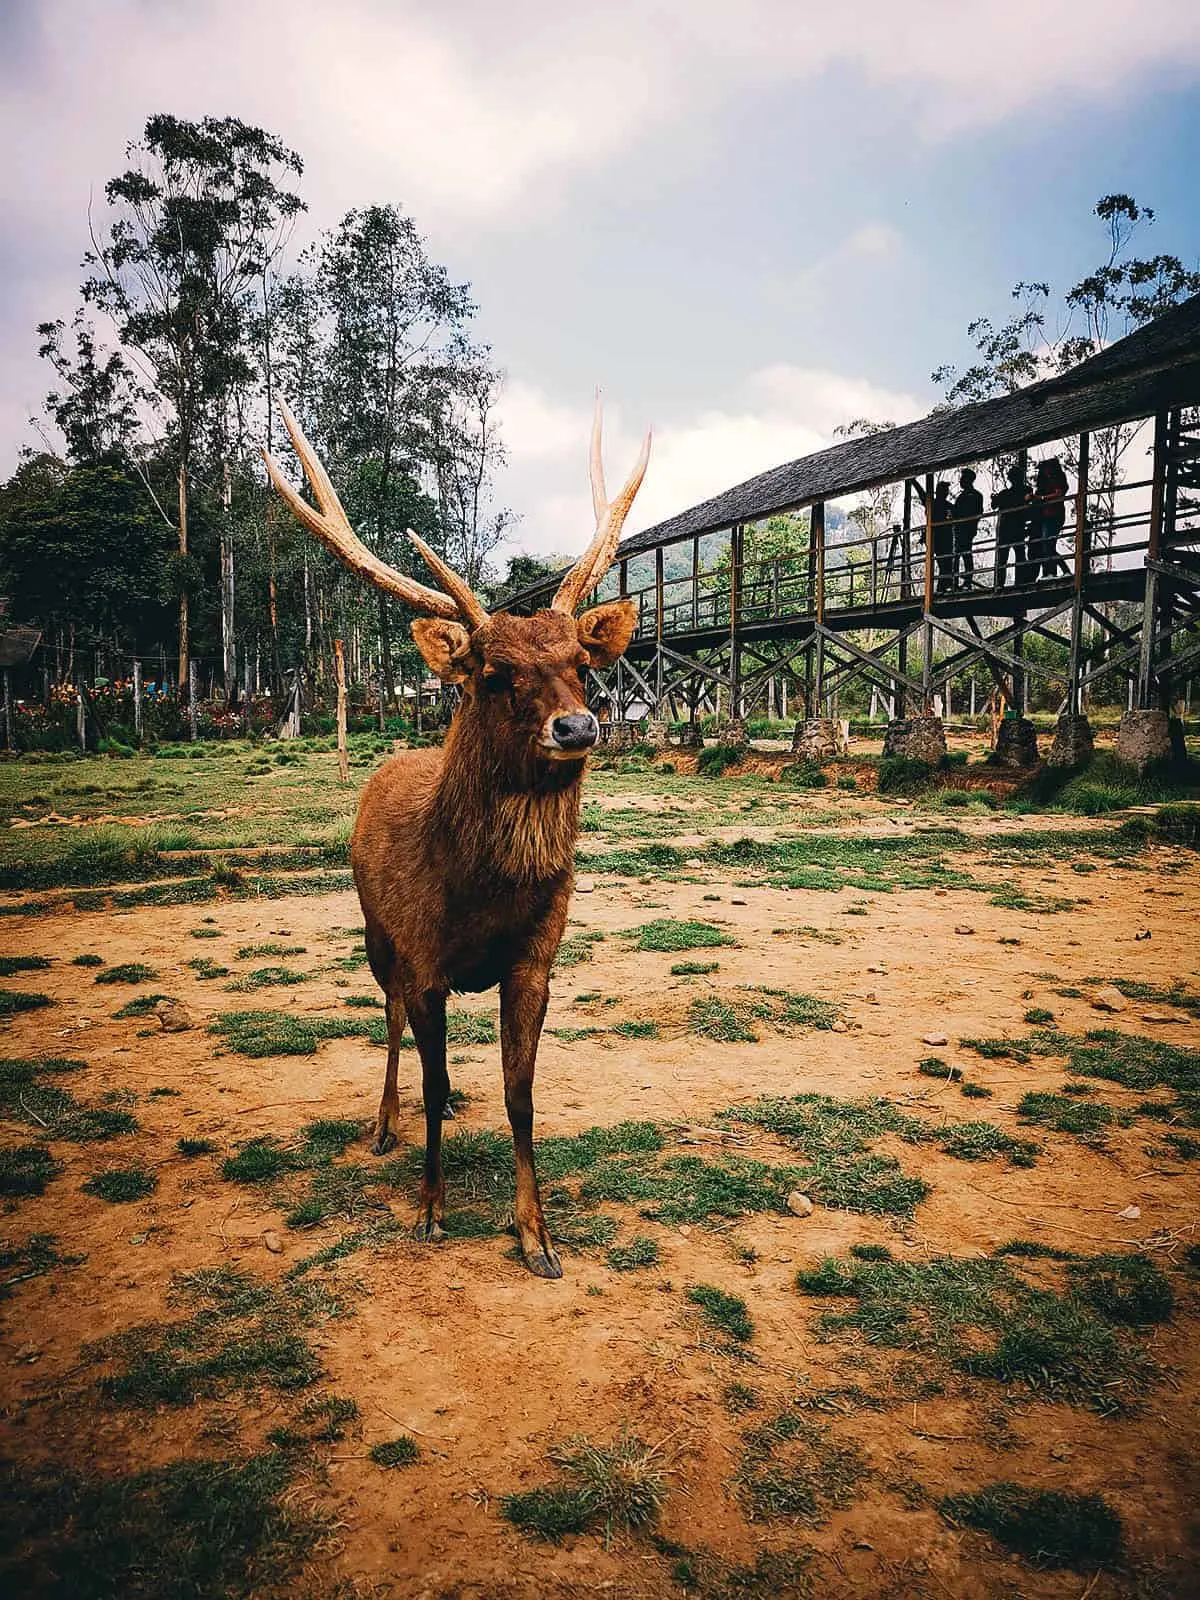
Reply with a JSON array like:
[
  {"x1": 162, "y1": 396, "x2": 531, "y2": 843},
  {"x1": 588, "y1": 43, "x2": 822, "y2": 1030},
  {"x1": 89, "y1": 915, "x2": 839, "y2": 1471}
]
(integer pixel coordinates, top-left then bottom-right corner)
[
  {"x1": 334, "y1": 638, "x2": 349, "y2": 784},
  {"x1": 133, "y1": 659, "x2": 143, "y2": 744},
  {"x1": 188, "y1": 660, "x2": 198, "y2": 741}
]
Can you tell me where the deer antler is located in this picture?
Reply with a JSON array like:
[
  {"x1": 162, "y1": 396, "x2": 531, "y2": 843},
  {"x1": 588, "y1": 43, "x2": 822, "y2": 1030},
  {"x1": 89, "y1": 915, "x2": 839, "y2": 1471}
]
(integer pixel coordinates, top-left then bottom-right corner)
[
  {"x1": 262, "y1": 401, "x2": 488, "y2": 629},
  {"x1": 552, "y1": 394, "x2": 651, "y2": 614}
]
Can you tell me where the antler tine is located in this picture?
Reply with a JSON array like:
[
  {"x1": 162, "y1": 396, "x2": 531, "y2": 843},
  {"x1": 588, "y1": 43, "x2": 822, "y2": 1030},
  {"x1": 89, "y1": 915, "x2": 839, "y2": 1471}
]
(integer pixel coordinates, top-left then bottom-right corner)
[
  {"x1": 552, "y1": 424, "x2": 652, "y2": 614},
  {"x1": 589, "y1": 389, "x2": 607, "y2": 524},
  {"x1": 263, "y1": 401, "x2": 465, "y2": 622},
  {"x1": 408, "y1": 531, "x2": 488, "y2": 630}
]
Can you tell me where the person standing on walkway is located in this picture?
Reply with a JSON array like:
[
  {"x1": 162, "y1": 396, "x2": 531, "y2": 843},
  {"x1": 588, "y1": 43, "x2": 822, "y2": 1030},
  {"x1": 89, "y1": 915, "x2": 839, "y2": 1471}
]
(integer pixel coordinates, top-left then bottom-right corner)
[
  {"x1": 991, "y1": 463, "x2": 1030, "y2": 587},
  {"x1": 1031, "y1": 458, "x2": 1070, "y2": 579},
  {"x1": 951, "y1": 468, "x2": 984, "y2": 590}
]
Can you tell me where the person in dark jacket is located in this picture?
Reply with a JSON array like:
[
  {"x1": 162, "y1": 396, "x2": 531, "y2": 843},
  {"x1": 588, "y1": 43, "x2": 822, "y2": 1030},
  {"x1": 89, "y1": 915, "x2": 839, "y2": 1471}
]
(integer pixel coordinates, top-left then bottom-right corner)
[
  {"x1": 1030, "y1": 458, "x2": 1071, "y2": 579},
  {"x1": 952, "y1": 468, "x2": 984, "y2": 590},
  {"x1": 991, "y1": 463, "x2": 1030, "y2": 587}
]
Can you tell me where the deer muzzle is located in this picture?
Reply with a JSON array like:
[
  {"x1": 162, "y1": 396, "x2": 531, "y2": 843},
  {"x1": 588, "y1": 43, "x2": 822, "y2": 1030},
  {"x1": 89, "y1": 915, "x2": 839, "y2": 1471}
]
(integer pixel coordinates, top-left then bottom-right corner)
[{"x1": 541, "y1": 711, "x2": 599, "y2": 758}]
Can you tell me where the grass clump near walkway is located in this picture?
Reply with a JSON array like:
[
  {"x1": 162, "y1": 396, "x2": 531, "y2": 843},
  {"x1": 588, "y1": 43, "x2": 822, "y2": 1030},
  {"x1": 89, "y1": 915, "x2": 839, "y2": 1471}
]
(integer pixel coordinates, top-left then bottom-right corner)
[
  {"x1": 940, "y1": 1483, "x2": 1124, "y2": 1571},
  {"x1": 0, "y1": 1450, "x2": 326, "y2": 1599},
  {"x1": 1016, "y1": 1092, "x2": 1129, "y2": 1145},
  {"x1": 606, "y1": 1235, "x2": 660, "y2": 1271},
  {"x1": 686, "y1": 1283, "x2": 754, "y2": 1342},
  {"x1": 625, "y1": 919, "x2": 736, "y2": 952},
  {"x1": 0, "y1": 989, "x2": 53, "y2": 1017},
  {"x1": 0, "y1": 955, "x2": 51, "y2": 976},
  {"x1": 369, "y1": 1437, "x2": 420, "y2": 1469},
  {"x1": 209, "y1": 1009, "x2": 385, "y2": 1057},
  {"x1": 0, "y1": 1056, "x2": 138, "y2": 1143},
  {"x1": 795, "y1": 1248, "x2": 1164, "y2": 1414},
  {"x1": 688, "y1": 987, "x2": 840, "y2": 1044},
  {"x1": 501, "y1": 1432, "x2": 667, "y2": 1545},
  {"x1": 0, "y1": 1143, "x2": 62, "y2": 1197},
  {"x1": 95, "y1": 963, "x2": 159, "y2": 985}
]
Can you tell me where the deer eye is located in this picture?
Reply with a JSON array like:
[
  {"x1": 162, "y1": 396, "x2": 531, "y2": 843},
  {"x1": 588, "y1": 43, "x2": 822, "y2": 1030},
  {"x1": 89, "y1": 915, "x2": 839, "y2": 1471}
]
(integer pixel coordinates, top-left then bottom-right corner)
[{"x1": 480, "y1": 662, "x2": 511, "y2": 691}]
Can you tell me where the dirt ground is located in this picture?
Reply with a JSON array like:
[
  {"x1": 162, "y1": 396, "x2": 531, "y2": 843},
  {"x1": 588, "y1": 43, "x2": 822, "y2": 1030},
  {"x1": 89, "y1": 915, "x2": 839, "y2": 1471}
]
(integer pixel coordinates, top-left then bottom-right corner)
[{"x1": 1, "y1": 752, "x2": 1198, "y2": 1598}]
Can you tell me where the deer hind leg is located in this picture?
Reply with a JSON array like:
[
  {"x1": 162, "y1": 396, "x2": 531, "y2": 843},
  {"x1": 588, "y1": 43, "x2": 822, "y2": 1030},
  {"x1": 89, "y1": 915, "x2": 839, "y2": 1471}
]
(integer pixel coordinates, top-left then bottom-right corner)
[
  {"x1": 372, "y1": 992, "x2": 408, "y2": 1156},
  {"x1": 407, "y1": 988, "x2": 449, "y2": 1243},
  {"x1": 500, "y1": 963, "x2": 561, "y2": 1280}
]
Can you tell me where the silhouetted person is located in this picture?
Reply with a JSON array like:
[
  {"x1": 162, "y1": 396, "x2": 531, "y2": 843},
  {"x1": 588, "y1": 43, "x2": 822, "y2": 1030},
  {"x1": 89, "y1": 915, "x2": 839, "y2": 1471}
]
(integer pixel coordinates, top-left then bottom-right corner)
[
  {"x1": 930, "y1": 481, "x2": 954, "y2": 594},
  {"x1": 1030, "y1": 458, "x2": 1071, "y2": 580},
  {"x1": 992, "y1": 464, "x2": 1030, "y2": 587},
  {"x1": 952, "y1": 468, "x2": 984, "y2": 590}
]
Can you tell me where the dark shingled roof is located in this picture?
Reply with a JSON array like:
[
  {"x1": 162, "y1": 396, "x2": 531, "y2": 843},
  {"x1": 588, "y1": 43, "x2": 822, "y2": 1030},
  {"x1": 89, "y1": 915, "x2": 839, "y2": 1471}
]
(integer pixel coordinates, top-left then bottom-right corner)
[{"x1": 508, "y1": 293, "x2": 1200, "y2": 605}]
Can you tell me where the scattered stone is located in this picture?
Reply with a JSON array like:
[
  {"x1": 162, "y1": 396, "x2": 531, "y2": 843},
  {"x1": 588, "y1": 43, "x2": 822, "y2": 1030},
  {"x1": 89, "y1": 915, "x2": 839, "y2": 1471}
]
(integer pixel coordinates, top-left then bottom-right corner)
[
  {"x1": 731, "y1": 897, "x2": 747, "y2": 906},
  {"x1": 862, "y1": 992, "x2": 879, "y2": 1005},
  {"x1": 922, "y1": 1033, "x2": 949, "y2": 1047},
  {"x1": 831, "y1": 1020, "x2": 849, "y2": 1034},
  {"x1": 677, "y1": 1225, "x2": 691, "y2": 1238},
  {"x1": 1140, "y1": 1011, "x2": 1173, "y2": 1024},
  {"x1": 575, "y1": 876, "x2": 596, "y2": 894},
  {"x1": 1135, "y1": 930, "x2": 1152, "y2": 941},
  {"x1": 685, "y1": 858, "x2": 704, "y2": 869},
  {"x1": 263, "y1": 1230, "x2": 283, "y2": 1254},
  {"x1": 1115, "y1": 1204, "x2": 1141, "y2": 1222},
  {"x1": 786, "y1": 1191, "x2": 814, "y2": 1217},
  {"x1": 934, "y1": 889, "x2": 948, "y2": 898},
  {"x1": 13, "y1": 1344, "x2": 41, "y2": 1364},
  {"x1": 1090, "y1": 986, "x2": 1128, "y2": 1014},
  {"x1": 990, "y1": 714, "x2": 1039, "y2": 768},
  {"x1": 954, "y1": 925, "x2": 975, "y2": 936},
  {"x1": 155, "y1": 999, "x2": 192, "y2": 1033},
  {"x1": 883, "y1": 715, "x2": 946, "y2": 765},
  {"x1": 1047, "y1": 712, "x2": 1094, "y2": 770},
  {"x1": 866, "y1": 965, "x2": 888, "y2": 975}
]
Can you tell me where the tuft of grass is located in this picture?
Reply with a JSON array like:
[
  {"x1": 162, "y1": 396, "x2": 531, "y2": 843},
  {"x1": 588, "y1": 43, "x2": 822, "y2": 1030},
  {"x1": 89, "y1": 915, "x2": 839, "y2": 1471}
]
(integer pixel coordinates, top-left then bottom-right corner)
[
  {"x1": 686, "y1": 1283, "x2": 754, "y2": 1342},
  {"x1": 670, "y1": 960, "x2": 720, "y2": 976},
  {"x1": 938, "y1": 1121, "x2": 1040, "y2": 1167},
  {"x1": 606, "y1": 1235, "x2": 660, "y2": 1271},
  {"x1": 0, "y1": 955, "x2": 51, "y2": 976},
  {"x1": 626, "y1": 919, "x2": 736, "y2": 953},
  {"x1": 735, "y1": 1411, "x2": 868, "y2": 1524},
  {"x1": 1068, "y1": 1253, "x2": 1174, "y2": 1325},
  {"x1": 225, "y1": 966, "x2": 308, "y2": 993},
  {"x1": 187, "y1": 956, "x2": 230, "y2": 980},
  {"x1": 0, "y1": 989, "x2": 53, "y2": 1017},
  {"x1": 1017, "y1": 1091, "x2": 1125, "y2": 1145},
  {"x1": 72, "y1": 953, "x2": 105, "y2": 966},
  {"x1": 94, "y1": 963, "x2": 159, "y2": 985},
  {"x1": 369, "y1": 1436, "x2": 420, "y2": 1469},
  {"x1": 209, "y1": 1009, "x2": 384, "y2": 1057},
  {"x1": 940, "y1": 1483, "x2": 1123, "y2": 1571},
  {"x1": 612, "y1": 1019, "x2": 659, "y2": 1039},
  {"x1": 917, "y1": 1056, "x2": 961, "y2": 1082},
  {"x1": 1023, "y1": 1007, "x2": 1055, "y2": 1025},
  {"x1": 82, "y1": 1165, "x2": 158, "y2": 1204},
  {"x1": 722, "y1": 1381, "x2": 762, "y2": 1415},
  {"x1": 237, "y1": 942, "x2": 307, "y2": 959},
  {"x1": 0, "y1": 1232, "x2": 85, "y2": 1301},
  {"x1": 0, "y1": 1142, "x2": 63, "y2": 1197},
  {"x1": 177, "y1": 1137, "x2": 216, "y2": 1158},
  {"x1": 960, "y1": 1082, "x2": 992, "y2": 1099},
  {"x1": 502, "y1": 1432, "x2": 667, "y2": 1546},
  {"x1": 688, "y1": 987, "x2": 839, "y2": 1044},
  {"x1": 189, "y1": 927, "x2": 221, "y2": 940},
  {"x1": 0, "y1": 1450, "x2": 325, "y2": 1598}
]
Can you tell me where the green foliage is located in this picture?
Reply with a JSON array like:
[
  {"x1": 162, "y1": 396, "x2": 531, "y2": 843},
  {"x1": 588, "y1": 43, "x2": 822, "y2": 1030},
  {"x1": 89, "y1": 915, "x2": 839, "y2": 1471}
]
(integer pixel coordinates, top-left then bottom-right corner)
[
  {"x1": 1068, "y1": 1253, "x2": 1174, "y2": 1324},
  {"x1": 369, "y1": 1437, "x2": 420, "y2": 1470},
  {"x1": 626, "y1": 919, "x2": 736, "y2": 952},
  {"x1": 687, "y1": 988, "x2": 840, "y2": 1044},
  {"x1": 177, "y1": 1138, "x2": 216, "y2": 1158},
  {"x1": 186, "y1": 957, "x2": 230, "y2": 980},
  {"x1": 209, "y1": 1009, "x2": 384, "y2": 1057},
  {"x1": 72, "y1": 953, "x2": 105, "y2": 966},
  {"x1": 685, "y1": 1283, "x2": 753, "y2": 1342},
  {"x1": 95, "y1": 963, "x2": 158, "y2": 985},
  {"x1": 937, "y1": 1121, "x2": 1039, "y2": 1167},
  {"x1": 236, "y1": 943, "x2": 306, "y2": 959},
  {"x1": 0, "y1": 955, "x2": 51, "y2": 976},
  {"x1": 0, "y1": 1143, "x2": 63, "y2": 1197},
  {"x1": 735, "y1": 1411, "x2": 868, "y2": 1524},
  {"x1": 697, "y1": 745, "x2": 744, "y2": 778},
  {"x1": 1016, "y1": 1092, "x2": 1123, "y2": 1144},
  {"x1": 606, "y1": 1235, "x2": 660, "y2": 1271},
  {"x1": 0, "y1": 1233, "x2": 84, "y2": 1301},
  {"x1": 939, "y1": 1483, "x2": 1123, "y2": 1571},
  {"x1": 81, "y1": 1166, "x2": 157, "y2": 1204},
  {"x1": 877, "y1": 756, "x2": 938, "y2": 795},
  {"x1": 0, "y1": 989, "x2": 53, "y2": 1017},
  {"x1": 670, "y1": 960, "x2": 720, "y2": 976},
  {"x1": 502, "y1": 1433, "x2": 667, "y2": 1545}
]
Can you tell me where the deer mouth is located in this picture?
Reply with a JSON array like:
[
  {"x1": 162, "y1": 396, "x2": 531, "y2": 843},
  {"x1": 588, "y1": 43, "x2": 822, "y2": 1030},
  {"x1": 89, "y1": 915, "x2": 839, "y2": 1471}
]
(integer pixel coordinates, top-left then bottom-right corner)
[{"x1": 539, "y1": 711, "x2": 599, "y2": 759}]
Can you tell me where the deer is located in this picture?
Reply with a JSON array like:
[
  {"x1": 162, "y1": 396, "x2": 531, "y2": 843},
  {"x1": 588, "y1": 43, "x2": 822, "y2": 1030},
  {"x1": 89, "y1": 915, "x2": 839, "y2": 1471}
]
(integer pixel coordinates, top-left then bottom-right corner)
[{"x1": 262, "y1": 399, "x2": 650, "y2": 1278}]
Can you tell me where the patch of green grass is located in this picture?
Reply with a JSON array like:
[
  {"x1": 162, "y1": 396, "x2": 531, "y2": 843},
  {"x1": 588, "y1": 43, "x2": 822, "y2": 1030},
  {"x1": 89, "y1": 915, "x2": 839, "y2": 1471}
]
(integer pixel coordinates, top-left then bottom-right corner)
[
  {"x1": 0, "y1": 1450, "x2": 325, "y2": 1599},
  {"x1": 112, "y1": 993, "x2": 171, "y2": 1019},
  {"x1": 735, "y1": 1411, "x2": 868, "y2": 1524},
  {"x1": 369, "y1": 1436, "x2": 420, "y2": 1469},
  {"x1": 237, "y1": 942, "x2": 307, "y2": 959},
  {"x1": 209, "y1": 1009, "x2": 384, "y2": 1057},
  {"x1": 606, "y1": 1235, "x2": 660, "y2": 1271},
  {"x1": 670, "y1": 960, "x2": 720, "y2": 976},
  {"x1": 0, "y1": 955, "x2": 51, "y2": 976},
  {"x1": 502, "y1": 1432, "x2": 667, "y2": 1546},
  {"x1": 554, "y1": 934, "x2": 600, "y2": 967},
  {"x1": 187, "y1": 956, "x2": 230, "y2": 980},
  {"x1": 1023, "y1": 1007, "x2": 1055, "y2": 1025},
  {"x1": 916, "y1": 1056, "x2": 961, "y2": 1082},
  {"x1": 0, "y1": 1056, "x2": 136, "y2": 1141},
  {"x1": 960, "y1": 1082, "x2": 993, "y2": 1099},
  {"x1": 626, "y1": 920, "x2": 736, "y2": 953},
  {"x1": 0, "y1": 1142, "x2": 62, "y2": 1197},
  {"x1": 796, "y1": 1248, "x2": 1161, "y2": 1414},
  {"x1": 721, "y1": 1381, "x2": 762, "y2": 1414},
  {"x1": 686, "y1": 1283, "x2": 753, "y2": 1342},
  {"x1": 939, "y1": 1483, "x2": 1123, "y2": 1571},
  {"x1": 225, "y1": 965, "x2": 308, "y2": 993},
  {"x1": 81, "y1": 1165, "x2": 158, "y2": 1204},
  {"x1": 993, "y1": 1239, "x2": 1079, "y2": 1261},
  {"x1": 688, "y1": 988, "x2": 840, "y2": 1044},
  {"x1": 94, "y1": 963, "x2": 158, "y2": 985},
  {"x1": 938, "y1": 1121, "x2": 1039, "y2": 1167},
  {"x1": 1016, "y1": 1092, "x2": 1126, "y2": 1145},
  {"x1": 189, "y1": 926, "x2": 221, "y2": 939},
  {"x1": 85, "y1": 1266, "x2": 333, "y2": 1408},
  {"x1": 177, "y1": 1138, "x2": 216, "y2": 1158},
  {"x1": 0, "y1": 1232, "x2": 84, "y2": 1300},
  {"x1": 0, "y1": 989, "x2": 53, "y2": 1017},
  {"x1": 1069, "y1": 1253, "x2": 1174, "y2": 1324},
  {"x1": 612, "y1": 1019, "x2": 660, "y2": 1039},
  {"x1": 72, "y1": 952, "x2": 105, "y2": 966}
]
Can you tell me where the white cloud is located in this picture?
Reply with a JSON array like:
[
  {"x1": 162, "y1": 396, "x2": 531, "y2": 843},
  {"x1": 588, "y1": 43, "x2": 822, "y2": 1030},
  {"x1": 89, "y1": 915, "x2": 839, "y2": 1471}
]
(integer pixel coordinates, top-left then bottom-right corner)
[{"x1": 494, "y1": 362, "x2": 924, "y2": 564}]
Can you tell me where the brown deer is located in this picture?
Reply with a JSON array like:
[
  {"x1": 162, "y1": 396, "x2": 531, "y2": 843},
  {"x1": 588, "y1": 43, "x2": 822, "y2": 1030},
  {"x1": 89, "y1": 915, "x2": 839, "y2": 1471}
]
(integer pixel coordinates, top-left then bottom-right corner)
[{"x1": 263, "y1": 400, "x2": 649, "y2": 1278}]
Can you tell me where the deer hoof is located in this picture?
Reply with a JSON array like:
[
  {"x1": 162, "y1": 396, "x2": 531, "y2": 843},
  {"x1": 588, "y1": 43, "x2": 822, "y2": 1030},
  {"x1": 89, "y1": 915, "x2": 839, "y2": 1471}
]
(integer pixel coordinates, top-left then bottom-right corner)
[
  {"x1": 413, "y1": 1216, "x2": 446, "y2": 1244},
  {"x1": 372, "y1": 1129, "x2": 398, "y2": 1157},
  {"x1": 523, "y1": 1245, "x2": 563, "y2": 1280},
  {"x1": 442, "y1": 1098, "x2": 457, "y2": 1120}
]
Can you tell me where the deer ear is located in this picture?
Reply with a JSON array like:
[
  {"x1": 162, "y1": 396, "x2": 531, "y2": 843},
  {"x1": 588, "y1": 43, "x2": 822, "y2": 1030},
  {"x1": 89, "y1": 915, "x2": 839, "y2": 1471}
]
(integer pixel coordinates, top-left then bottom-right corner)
[
  {"x1": 411, "y1": 619, "x2": 473, "y2": 683},
  {"x1": 576, "y1": 599, "x2": 637, "y2": 668}
]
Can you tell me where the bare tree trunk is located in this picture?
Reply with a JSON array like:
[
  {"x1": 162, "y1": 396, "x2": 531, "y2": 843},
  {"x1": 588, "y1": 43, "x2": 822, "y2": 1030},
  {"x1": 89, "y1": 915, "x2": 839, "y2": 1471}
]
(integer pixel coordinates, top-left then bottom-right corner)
[
  {"x1": 221, "y1": 456, "x2": 235, "y2": 700},
  {"x1": 178, "y1": 460, "x2": 189, "y2": 695},
  {"x1": 377, "y1": 593, "x2": 396, "y2": 715},
  {"x1": 335, "y1": 638, "x2": 349, "y2": 784}
]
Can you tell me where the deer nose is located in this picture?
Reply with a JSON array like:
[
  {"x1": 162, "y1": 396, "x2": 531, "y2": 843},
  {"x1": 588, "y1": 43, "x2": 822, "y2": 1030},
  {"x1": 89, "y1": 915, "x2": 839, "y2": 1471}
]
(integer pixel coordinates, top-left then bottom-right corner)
[{"x1": 551, "y1": 712, "x2": 599, "y2": 751}]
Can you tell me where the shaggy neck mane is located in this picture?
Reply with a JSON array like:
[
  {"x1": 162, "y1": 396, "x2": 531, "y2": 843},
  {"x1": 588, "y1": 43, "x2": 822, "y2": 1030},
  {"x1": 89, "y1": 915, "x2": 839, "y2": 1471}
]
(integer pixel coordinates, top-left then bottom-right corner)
[{"x1": 427, "y1": 694, "x2": 583, "y2": 885}]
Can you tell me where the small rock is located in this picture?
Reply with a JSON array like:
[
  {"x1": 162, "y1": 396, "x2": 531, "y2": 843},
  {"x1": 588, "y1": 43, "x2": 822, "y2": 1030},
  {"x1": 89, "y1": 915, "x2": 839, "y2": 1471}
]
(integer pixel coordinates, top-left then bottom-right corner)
[
  {"x1": 155, "y1": 999, "x2": 192, "y2": 1033},
  {"x1": 1090, "y1": 986, "x2": 1128, "y2": 1014},
  {"x1": 786, "y1": 1191, "x2": 814, "y2": 1217},
  {"x1": 1115, "y1": 1204, "x2": 1141, "y2": 1221},
  {"x1": 13, "y1": 1343, "x2": 41, "y2": 1363},
  {"x1": 862, "y1": 991, "x2": 879, "y2": 1005},
  {"x1": 1140, "y1": 1010, "x2": 1173, "y2": 1024},
  {"x1": 1049, "y1": 1443, "x2": 1073, "y2": 1461},
  {"x1": 678, "y1": 1225, "x2": 691, "y2": 1238},
  {"x1": 922, "y1": 1033, "x2": 949, "y2": 1047},
  {"x1": 731, "y1": 897, "x2": 747, "y2": 906},
  {"x1": 575, "y1": 876, "x2": 596, "y2": 894},
  {"x1": 866, "y1": 965, "x2": 888, "y2": 975},
  {"x1": 263, "y1": 1230, "x2": 283, "y2": 1254},
  {"x1": 685, "y1": 858, "x2": 704, "y2": 869},
  {"x1": 1135, "y1": 930, "x2": 1152, "y2": 941},
  {"x1": 831, "y1": 1019, "x2": 849, "y2": 1034},
  {"x1": 954, "y1": 925, "x2": 975, "y2": 936},
  {"x1": 934, "y1": 888, "x2": 947, "y2": 897}
]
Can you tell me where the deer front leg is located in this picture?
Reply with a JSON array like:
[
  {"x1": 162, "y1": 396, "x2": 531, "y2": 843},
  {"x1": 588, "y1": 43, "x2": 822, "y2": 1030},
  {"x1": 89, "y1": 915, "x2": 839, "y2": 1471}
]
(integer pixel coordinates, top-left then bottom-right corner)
[
  {"x1": 372, "y1": 993, "x2": 407, "y2": 1156},
  {"x1": 406, "y1": 989, "x2": 449, "y2": 1243},
  {"x1": 500, "y1": 963, "x2": 560, "y2": 1280}
]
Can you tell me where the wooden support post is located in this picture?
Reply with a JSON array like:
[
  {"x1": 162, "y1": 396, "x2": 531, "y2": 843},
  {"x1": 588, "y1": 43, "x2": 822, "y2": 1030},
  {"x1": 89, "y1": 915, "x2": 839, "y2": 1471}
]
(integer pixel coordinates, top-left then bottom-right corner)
[
  {"x1": 133, "y1": 659, "x2": 143, "y2": 744},
  {"x1": 922, "y1": 473, "x2": 934, "y2": 707},
  {"x1": 188, "y1": 660, "x2": 198, "y2": 741},
  {"x1": 1068, "y1": 431, "x2": 1090, "y2": 715},
  {"x1": 897, "y1": 630, "x2": 908, "y2": 718},
  {"x1": 655, "y1": 545, "x2": 665, "y2": 710},
  {"x1": 76, "y1": 691, "x2": 86, "y2": 751},
  {"x1": 1138, "y1": 411, "x2": 1170, "y2": 708},
  {"x1": 813, "y1": 501, "x2": 826, "y2": 626},
  {"x1": 2, "y1": 671, "x2": 11, "y2": 754},
  {"x1": 729, "y1": 524, "x2": 742, "y2": 719},
  {"x1": 691, "y1": 538, "x2": 700, "y2": 632},
  {"x1": 334, "y1": 638, "x2": 349, "y2": 784},
  {"x1": 901, "y1": 479, "x2": 913, "y2": 602}
]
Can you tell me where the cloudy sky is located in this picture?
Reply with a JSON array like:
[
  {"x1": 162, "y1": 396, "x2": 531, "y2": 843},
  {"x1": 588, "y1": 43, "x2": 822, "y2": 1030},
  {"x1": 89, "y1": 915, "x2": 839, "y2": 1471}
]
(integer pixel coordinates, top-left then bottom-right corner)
[{"x1": 2, "y1": 0, "x2": 1199, "y2": 564}]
